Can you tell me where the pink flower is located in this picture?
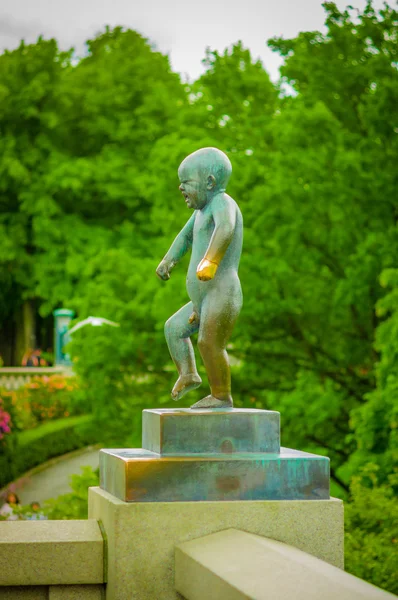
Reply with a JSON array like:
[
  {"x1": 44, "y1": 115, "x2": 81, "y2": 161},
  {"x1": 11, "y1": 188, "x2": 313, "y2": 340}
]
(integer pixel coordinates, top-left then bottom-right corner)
[{"x1": 0, "y1": 407, "x2": 12, "y2": 438}]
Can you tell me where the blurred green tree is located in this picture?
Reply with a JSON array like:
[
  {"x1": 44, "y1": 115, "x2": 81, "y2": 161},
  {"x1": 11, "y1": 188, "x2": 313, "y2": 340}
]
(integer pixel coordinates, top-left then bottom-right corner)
[
  {"x1": 229, "y1": 1, "x2": 398, "y2": 493},
  {"x1": 183, "y1": 42, "x2": 277, "y2": 153},
  {"x1": 0, "y1": 38, "x2": 71, "y2": 362},
  {"x1": 0, "y1": 28, "x2": 186, "y2": 364}
]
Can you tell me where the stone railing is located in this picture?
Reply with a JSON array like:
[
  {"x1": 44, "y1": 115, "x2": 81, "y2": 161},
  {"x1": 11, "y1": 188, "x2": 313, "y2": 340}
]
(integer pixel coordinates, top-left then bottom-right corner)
[
  {"x1": 0, "y1": 519, "x2": 104, "y2": 599},
  {"x1": 0, "y1": 367, "x2": 73, "y2": 391},
  {"x1": 1, "y1": 492, "x2": 395, "y2": 599},
  {"x1": 175, "y1": 529, "x2": 395, "y2": 600}
]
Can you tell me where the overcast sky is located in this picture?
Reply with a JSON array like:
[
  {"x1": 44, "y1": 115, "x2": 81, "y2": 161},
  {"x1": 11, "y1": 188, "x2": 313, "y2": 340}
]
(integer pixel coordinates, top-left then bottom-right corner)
[{"x1": 0, "y1": 0, "x2": 392, "y2": 81}]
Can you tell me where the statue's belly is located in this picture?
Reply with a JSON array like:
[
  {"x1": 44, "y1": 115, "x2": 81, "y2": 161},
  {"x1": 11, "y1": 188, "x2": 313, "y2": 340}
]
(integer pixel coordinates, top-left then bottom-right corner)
[{"x1": 186, "y1": 261, "x2": 208, "y2": 306}]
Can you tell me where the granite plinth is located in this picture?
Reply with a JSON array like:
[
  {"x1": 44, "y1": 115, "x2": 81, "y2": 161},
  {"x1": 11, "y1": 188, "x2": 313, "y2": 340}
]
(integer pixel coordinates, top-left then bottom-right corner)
[
  {"x1": 142, "y1": 408, "x2": 280, "y2": 455},
  {"x1": 89, "y1": 487, "x2": 344, "y2": 600},
  {"x1": 99, "y1": 447, "x2": 329, "y2": 502}
]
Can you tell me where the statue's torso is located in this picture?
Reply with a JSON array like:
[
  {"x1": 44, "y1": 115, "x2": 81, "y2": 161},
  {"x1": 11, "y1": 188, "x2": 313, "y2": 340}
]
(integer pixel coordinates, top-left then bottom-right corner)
[{"x1": 186, "y1": 195, "x2": 243, "y2": 308}]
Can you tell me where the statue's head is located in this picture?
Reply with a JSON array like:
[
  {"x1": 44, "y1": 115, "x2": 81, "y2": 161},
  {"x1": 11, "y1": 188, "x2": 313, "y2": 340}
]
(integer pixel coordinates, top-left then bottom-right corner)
[{"x1": 178, "y1": 147, "x2": 232, "y2": 210}]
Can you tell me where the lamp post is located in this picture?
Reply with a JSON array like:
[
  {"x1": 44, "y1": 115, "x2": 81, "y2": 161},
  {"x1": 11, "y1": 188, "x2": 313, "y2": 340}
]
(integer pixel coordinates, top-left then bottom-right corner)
[{"x1": 53, "y1": 309, "x2": 75, "y2": 366}]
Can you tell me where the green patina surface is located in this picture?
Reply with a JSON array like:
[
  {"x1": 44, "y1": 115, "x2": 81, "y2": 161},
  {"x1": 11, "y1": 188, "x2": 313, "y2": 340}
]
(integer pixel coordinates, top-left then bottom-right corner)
[
  {"x1": 100, "y1": 408, "x2": 329, "y2": 503},
  {"x1": 100, "y1": 446, "x2": 329, "y2": 503},
  {"x1": 142, "y1": 408, "x2": 280, "y2": 455}
]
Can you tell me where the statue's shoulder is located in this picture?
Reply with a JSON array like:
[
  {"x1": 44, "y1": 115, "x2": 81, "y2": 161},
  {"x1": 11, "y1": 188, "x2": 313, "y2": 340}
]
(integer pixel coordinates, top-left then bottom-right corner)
[
  {"x1": 213, "y1": 192, "x2": 236, "y2": 209},
  {"x1": 224, "y1": 194, "x2": 243, "y2": 225},
  {"x1": 223, "y1": 193, "x2": 241, "y2": 215}
]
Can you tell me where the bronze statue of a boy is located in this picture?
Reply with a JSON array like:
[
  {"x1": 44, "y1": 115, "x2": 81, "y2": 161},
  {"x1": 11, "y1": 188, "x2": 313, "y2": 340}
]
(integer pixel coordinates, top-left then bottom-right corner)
[{"x1": 156, "y1": 147, "x2": 243, "y2": 409}]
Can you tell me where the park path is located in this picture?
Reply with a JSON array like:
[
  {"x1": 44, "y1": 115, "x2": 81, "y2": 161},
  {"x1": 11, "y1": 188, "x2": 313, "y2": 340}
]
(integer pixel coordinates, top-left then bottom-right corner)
[{"x1": 15, "y1": 446, "x2": 100, "y2": 506}]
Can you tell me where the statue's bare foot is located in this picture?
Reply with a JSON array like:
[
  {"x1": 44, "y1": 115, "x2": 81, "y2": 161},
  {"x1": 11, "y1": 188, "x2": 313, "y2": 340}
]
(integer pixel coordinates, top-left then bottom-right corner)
[
  {"x1": 190, "y1": 395, "x2": 233, "y2": 409},
  {"x1": 171, "y1": 373, "x2": 202, "y2": 401}
]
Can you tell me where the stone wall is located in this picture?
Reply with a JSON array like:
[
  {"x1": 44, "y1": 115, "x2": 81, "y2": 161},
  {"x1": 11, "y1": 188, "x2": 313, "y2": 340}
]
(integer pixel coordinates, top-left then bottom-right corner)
[{"x1": 0, "y1": 520, "x2": 104, "y2": 599}]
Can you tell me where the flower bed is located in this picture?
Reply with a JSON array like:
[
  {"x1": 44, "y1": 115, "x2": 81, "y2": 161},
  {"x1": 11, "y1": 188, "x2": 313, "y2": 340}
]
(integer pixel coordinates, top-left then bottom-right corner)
[{"x1": 2, "y1": 375, "x2": 80, "y2": 431}]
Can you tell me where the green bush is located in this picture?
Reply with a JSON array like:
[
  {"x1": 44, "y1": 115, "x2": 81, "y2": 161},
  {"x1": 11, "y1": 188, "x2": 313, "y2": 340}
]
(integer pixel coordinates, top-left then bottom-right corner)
[
  {"x1": 344, "y1": 465, "x2": 398, "y2": 596},
  {"x1": 0, "y1": 465, "x2": 99, "y2": 521},
  {"x1": 0, "y1": 434, "x2": 18, "y2": 490},
  {"x1": 43, "y1": 465, "x2": 99, "y2": 520},
  {"x1": 0, "y1": 392, "x2": 19, "y2": 487},
  {"x1": 0, "y1": 415, "x2": 98, "y2": 489}
]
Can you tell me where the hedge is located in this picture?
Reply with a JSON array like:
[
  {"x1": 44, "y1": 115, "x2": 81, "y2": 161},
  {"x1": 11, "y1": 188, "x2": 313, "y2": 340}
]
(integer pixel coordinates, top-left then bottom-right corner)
[
  {"x1": 0, "y1": 434, "x2": 19, "y2": 491},
  {"x1": 0, "y1": 415, "x2": 97, "y2": 489}
]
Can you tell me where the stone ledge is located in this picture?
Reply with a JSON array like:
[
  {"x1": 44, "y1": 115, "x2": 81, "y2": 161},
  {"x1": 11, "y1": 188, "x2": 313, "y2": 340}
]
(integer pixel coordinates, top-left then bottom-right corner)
[
  {"x1": 0, "y1": 586, "x2": 48, "y2": 599},
  {"x1": 176, "y1": 529, "x2": 395, "y2": 600},
  {"x1": 0, "y1": 585, "x2": 104, "y2": 599},
  {"x1": 0, "y1": 520, "x2": 104, "y2": 586},
  {"x1": 48, "y1": 584, "x2": 104, "y2": 599}
]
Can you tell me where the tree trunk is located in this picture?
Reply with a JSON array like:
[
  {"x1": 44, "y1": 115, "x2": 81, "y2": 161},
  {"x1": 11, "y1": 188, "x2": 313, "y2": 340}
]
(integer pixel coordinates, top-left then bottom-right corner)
[
  {"x1": 0, "y1": 322, "x2": 13, "y2": 366},
  {"x1": 14, "y1": 299, "x2": 36, "y2": 365}
]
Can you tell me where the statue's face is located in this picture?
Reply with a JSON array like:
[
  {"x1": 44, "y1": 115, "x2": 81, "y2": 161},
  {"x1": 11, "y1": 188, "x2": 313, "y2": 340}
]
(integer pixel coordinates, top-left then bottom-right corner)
[{"x1": 178, "y1": 164, "x2": 207, "y2": 210}]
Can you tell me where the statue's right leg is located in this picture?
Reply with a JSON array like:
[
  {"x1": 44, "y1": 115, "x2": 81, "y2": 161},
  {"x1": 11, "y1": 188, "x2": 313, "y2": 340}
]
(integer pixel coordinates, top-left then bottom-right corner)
[{"x1": 165, "y1": 302, "x2": 202, "y2": 401}]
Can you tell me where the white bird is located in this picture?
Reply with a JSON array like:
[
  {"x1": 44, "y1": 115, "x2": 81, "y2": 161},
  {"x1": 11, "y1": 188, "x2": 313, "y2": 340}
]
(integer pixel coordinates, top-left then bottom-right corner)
[{"x1": 68, "y1": 316, "x2": 120, "y2": 335}]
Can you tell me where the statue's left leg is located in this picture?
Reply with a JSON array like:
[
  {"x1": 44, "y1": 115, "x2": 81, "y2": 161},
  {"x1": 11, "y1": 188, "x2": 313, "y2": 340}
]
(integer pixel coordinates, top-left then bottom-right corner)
[{"x1": 192, "y1": 287, "x2": 242, "y2": 409}]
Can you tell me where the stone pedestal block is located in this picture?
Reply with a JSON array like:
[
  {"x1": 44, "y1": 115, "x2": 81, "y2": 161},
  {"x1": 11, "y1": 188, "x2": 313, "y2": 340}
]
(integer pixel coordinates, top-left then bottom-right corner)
[
  {"x1": 88, "y1": 486, "x2": 344, "y2": 600},
  {"x1": 142, "y1": 408, "x2": 280, "y2": 455},
  {"x1": 100, "y1": 447, "x2": 329, "y2": 502},
  {"x1": 100, "y1": 408, "x2": 329, "y2": 503}
]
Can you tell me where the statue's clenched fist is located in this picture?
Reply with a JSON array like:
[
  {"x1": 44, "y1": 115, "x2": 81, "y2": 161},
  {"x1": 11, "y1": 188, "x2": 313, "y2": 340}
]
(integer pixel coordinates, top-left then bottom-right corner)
[
  {"x1": 196, "y1": 258, "x2": 218, "y2": 281},
  {"x1": 156, "y1": 259, "x2": 172, "y2": 281}
]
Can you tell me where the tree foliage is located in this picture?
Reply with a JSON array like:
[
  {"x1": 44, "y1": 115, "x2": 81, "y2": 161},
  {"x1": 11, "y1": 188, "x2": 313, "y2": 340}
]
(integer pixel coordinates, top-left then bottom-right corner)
[{"x1": 344, "y1": 464, "x2": 398, "y2": 594}]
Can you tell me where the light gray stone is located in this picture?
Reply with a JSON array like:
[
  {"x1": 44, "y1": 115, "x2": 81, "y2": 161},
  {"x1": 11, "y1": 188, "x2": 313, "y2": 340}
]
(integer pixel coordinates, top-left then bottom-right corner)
[
  {"x1": 49, "y1": 584, "x2": 104, "y2": 599},
  {"x1": 89, "y1": 486, "x2": 344, "y2": 600},
  {"x1": 0, "y1": 520, "x2": 103, "y2": 586},
  {"x1": 176, "y1": 529, "x2": 395, "y2": 600},
  {"x1": 0, "y1": 587, "x2": 47, "y2": 600}
]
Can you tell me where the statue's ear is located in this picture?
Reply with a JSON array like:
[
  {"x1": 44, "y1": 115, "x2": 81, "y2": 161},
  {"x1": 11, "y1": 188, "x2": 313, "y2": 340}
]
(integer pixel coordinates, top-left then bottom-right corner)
[{"x1": 207, "y1": 174, "x2": 216, "y2": 190}]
